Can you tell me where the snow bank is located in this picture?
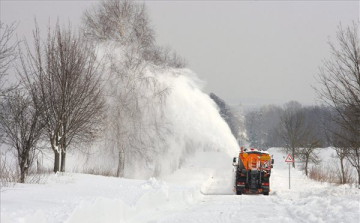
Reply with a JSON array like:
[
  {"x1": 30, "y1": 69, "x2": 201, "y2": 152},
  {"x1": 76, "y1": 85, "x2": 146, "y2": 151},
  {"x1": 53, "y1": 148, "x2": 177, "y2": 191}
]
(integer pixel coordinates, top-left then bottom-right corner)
[
  {"x1": 1, "y1": 174, "x2": 203, "y2": 223},
  {"x1": 269, "y1": 147, "x2": 360, "y2": 223}
]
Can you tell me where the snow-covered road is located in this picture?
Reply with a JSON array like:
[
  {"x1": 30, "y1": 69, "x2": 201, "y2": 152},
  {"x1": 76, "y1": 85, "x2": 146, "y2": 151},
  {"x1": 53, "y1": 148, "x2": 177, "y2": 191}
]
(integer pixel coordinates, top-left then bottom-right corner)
[
  {"x1": 1, "y1": 148, "x2": 359, "y2": 223},
  {"x1": 142, "y1": 177, "x2": 358, "y2": 223},
  {"x1": 134, "y1": 148, "x2": 359, "y2": 223}
]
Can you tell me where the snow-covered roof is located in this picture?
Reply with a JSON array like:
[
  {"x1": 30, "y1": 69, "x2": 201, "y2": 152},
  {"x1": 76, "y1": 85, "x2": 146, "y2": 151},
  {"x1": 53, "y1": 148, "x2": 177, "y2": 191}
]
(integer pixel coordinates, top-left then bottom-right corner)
[{"x1": 244, "y1": 148, "x2": 269, "y2": 154}]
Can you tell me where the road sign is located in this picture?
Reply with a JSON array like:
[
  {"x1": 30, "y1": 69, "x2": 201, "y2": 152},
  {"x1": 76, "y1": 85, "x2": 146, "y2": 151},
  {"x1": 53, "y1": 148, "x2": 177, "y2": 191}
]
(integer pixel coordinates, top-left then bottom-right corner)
[
  {"x1": 285, "y1": 154, "x2": 294, "y2": 189},
  {"x1": 285, "y1": 154, "x2": 294, "y2": 163}
]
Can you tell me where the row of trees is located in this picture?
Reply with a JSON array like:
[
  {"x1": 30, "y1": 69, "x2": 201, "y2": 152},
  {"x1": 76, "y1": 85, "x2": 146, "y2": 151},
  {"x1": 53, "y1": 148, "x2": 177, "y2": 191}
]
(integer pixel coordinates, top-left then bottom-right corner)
[
  {"x1": 0, "y1": 0, "x2": 186, "y2": 183},
  {"x1": 244, "y1": 22, "x2": 360, "y2": 186},
  {"x1": 245, "y1": 102, "x2": 325, "y2": 171},
  {"x1": 0, "y1": 22, "x2": 105, "y2": 182},
  {"x1": 245, "y1": 100, "x2": 358, "y2": 184}
]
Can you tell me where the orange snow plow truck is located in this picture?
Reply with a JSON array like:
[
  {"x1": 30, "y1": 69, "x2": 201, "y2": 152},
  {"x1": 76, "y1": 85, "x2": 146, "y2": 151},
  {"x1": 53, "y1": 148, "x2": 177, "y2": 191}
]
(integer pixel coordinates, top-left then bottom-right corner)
[{"x1": 233, "y1": 147, "x2": 274, "y2": 195}]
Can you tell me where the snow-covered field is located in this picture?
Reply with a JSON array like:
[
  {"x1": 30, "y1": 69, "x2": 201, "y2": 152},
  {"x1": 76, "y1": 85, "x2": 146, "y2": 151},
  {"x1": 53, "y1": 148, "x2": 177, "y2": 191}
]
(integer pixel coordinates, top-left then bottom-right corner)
[{"x1": 1, "y1": 148, "x2": 359, "y2": 223}]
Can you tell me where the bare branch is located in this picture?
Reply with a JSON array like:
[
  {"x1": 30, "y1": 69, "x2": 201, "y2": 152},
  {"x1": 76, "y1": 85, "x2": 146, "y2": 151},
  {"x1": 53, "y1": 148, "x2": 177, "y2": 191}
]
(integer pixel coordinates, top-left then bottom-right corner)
[{"x1": 0, "y1": 22, "x2": 19, "y2": 97}]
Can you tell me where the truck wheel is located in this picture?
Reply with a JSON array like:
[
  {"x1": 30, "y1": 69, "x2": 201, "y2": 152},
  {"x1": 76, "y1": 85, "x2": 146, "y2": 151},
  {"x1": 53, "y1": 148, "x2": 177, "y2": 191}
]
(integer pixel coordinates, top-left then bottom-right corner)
[
  {"x1": 236, "y1": 190, "x2": 242, "y2": 195},
  {"x1": 263, "y1": 192, "x2": 269, "y2": 196}
]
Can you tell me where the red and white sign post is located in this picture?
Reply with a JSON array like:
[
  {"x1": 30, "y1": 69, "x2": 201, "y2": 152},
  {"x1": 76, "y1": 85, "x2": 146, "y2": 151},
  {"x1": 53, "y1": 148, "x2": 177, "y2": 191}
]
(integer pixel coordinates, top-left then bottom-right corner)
[{"x1": 285, "y1": 154, "x2": 294, "y2": 189}]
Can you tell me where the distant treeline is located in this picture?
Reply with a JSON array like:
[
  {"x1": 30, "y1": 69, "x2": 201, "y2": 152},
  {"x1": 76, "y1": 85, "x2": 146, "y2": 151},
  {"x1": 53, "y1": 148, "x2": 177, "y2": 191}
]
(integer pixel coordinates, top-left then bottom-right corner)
[{"x1": 244, "y1": 101, "x2": 332, "y2": 150}]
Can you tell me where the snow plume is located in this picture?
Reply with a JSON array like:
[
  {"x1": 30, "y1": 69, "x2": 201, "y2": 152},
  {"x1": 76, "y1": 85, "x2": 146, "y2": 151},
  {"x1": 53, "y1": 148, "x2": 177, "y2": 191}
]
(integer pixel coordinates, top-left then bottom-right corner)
[
  {"x1": 76, "y1": 47, "x2": 239, "y2": 178},
  {"x1": 153, "y1": 68, "x2": 239, "y2": 176}
]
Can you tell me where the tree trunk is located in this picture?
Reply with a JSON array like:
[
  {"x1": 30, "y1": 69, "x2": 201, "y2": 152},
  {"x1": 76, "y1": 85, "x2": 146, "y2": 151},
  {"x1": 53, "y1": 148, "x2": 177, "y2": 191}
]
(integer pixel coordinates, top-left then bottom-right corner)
[
  {"x1": 60, "y1": 125, "x2": 67, "y2": 172},
  {"x1": 340, "y1": 156, "x2": 346, "y2": 184},
  {"x1": 54, "y1": 150, "x2": 60, "y2": 173},
  {"x1": 60, "y1": 150, "x2": 66, "y2": 172},
  {"x1": 117, "y1": 147, "x2": 125, "y2": 177},
  {"x1": 20, "y1": 171, "x2": 25, "y2": 183},
  {"x1": 50, "y1": 136, "x2": 61, "y2": 173},
  {"x1": 292, "y1": 148, "x2": 296, "y2": 168},
  {"x1": 18, "y1": 149, "x2": 30, "y2": 183},
  {"x1": 305, "y1": 156, "x2": 309, "y2": 176},
  {"x1": 19, "y1": 161, "x2": 25, "y2": 183}
]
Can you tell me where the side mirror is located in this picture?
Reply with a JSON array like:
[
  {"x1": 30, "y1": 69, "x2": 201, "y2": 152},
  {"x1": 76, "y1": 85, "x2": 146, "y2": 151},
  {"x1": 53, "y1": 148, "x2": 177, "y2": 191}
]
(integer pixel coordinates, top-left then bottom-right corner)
[
  {"x1": 271, "y1": 159, "x2": 274, "y2": 164},
  {"x1": 232, "y1": 157, "x2": 238, "y2": 166}
]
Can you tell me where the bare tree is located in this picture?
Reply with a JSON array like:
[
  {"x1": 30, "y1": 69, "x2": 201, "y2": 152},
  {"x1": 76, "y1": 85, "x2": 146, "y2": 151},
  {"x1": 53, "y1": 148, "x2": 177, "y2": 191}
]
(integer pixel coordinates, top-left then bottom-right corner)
[
  {"x1": 335, "y1": 148, "x2": 350, "y2": 184},
  {"x1": 328, "y1": 122, "x2": 351, "y2": 184},
  {"x1": 342, "y1": 117, "x2": 360, "y2": 187},
  {"x1": 102, "y1": 41, "x2": 170, "y2": 177},
  {"x1": 18, "y1": 22, "x2": 105, "y2": 173},
  {"x1": 346, "y1": 146, "x2": 360, "y2": 187},
  {"x1": 316, "y1": 22, "x2": 360, "y2": 187},
  {"x1": 278, "y1": 101, "x2": 305, "y2": 168},
  {"x1": 0, "y1": 91, "x2": 44, "y2": 183},
  {"x1": 321, "y1": 106, "x2": 352, "y2": 184},
  {"x1": 299, "y1": 126, "x2": 322, "y2": 176},
  {"x1": 83, "y1": 0, "x2": 174, "y2": 177}
]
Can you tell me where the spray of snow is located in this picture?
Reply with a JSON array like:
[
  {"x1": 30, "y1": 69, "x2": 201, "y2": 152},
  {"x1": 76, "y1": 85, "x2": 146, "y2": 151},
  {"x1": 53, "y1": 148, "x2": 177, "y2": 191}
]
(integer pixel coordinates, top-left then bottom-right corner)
[
  {"x1": 149, "y1": 68, "x2": 239, "y2": 176},
  {"x1": 65, "y1": 64, "x2": 239, "y2": 179}
]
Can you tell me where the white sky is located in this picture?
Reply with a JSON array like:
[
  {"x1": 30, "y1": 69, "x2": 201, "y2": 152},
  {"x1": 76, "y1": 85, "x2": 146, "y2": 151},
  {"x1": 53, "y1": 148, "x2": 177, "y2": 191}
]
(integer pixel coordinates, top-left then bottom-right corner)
[{"x1": 1, "y1": 0, "x2": 359, "y2": 107}]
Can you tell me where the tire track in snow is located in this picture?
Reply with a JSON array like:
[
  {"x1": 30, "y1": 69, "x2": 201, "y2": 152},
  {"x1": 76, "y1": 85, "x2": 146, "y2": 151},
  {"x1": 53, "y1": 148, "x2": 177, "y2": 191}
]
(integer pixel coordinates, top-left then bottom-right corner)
[
  {"x1": 151, "y1": 168, "x2": 294, "y2": 223},
  {"x1": 153, "y1": 194, "x2": 294, "y2": 223}
]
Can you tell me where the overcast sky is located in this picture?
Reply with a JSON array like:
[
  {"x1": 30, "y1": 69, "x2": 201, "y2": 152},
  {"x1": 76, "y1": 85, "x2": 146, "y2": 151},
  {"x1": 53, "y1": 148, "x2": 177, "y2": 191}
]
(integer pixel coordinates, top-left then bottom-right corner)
[{"x1": 1, "y1": 0, "x2": 359, "y2": 107}]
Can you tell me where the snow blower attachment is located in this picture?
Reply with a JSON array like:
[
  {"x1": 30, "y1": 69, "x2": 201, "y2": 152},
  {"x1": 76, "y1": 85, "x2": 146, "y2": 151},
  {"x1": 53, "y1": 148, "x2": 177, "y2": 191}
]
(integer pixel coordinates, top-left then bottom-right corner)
[{"x1": 232, "y1": 147, "x2": 274, "y2": 195}]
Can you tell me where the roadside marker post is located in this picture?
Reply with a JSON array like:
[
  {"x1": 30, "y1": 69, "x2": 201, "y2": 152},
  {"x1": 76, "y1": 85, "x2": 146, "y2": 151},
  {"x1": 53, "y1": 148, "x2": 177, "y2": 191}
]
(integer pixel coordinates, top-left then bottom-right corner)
[{"x1": 285, "y1": 154, "x2": 294, "y2": 189}]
